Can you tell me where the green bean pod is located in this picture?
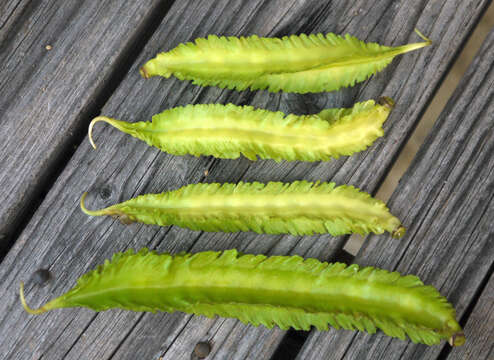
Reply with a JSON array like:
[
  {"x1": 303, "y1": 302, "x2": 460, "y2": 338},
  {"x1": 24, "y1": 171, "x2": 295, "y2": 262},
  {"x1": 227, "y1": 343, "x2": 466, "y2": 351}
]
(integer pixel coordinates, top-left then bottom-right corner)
[
  {"x1": 20, "y1": 249, "x2": 464, "y2": 346},
  {"x1": 141, "y1": 29, "x2": 431, "y2": 93},
  {"x1": 89, "y1": 99, "x2": 394, "y2": 162},
  {"x1": 80, "y1": 181, "x2": 405, "y2": 238}
]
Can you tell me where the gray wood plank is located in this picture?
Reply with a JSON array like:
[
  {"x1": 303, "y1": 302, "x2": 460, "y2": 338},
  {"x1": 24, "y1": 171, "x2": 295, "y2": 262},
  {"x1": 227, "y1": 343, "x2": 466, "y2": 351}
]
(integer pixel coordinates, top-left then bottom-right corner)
[
  {"x1": 297, "y1": 24, "x2": 494, "y2": 360},
  {"x1": 448, "y1": 274, "x2": 494, "y2": 360},
  {"x1": 0, "y1": 1, "x2": 490, "y2": 360},
  {"x1": 0, "y1": 0, "x2": 30, "y2": 38},
  {"x1": 0, "y1": 0, "x2": 174, "y2": 252}
]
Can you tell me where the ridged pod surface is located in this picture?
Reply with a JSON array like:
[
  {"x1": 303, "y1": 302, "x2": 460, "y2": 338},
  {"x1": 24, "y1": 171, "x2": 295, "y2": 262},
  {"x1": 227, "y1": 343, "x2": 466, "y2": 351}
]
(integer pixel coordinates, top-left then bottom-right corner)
[
  {"x1": 141, "y1": 30, "x2": 431, "y2": 93},
  {"x1": 80, "y1": 181, "x2": 405, "y2": 237},
  {"x1": 89, "y1": 99, "x2": 394, "y2": 162},
  {"x1": 20, "y1": 249, "x2": 464, "y2": 346}
]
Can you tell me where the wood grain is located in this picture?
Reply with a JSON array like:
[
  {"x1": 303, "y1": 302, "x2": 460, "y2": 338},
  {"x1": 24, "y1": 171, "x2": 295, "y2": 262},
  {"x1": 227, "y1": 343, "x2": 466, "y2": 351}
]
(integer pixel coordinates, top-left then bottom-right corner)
[
  {"x1": 448, "y1": 274, "x2": 494, "y2": 360},
  {"x1": 0, "y1": 0, "x2": 174, "y2": 252},
  {"x1": 297, "y1": 24, "x2": 494, "y2": 360},
  {"x1": 0, "y1": 0, "x2": 490, "y2": 359}
]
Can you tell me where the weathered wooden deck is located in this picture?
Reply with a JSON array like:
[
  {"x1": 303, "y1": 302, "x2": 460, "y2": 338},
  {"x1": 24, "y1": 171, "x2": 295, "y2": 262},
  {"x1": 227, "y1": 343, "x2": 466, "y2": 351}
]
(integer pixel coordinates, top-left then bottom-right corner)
[{"x1": 0, "y1": 1, "x2": 492, "y2": 359}]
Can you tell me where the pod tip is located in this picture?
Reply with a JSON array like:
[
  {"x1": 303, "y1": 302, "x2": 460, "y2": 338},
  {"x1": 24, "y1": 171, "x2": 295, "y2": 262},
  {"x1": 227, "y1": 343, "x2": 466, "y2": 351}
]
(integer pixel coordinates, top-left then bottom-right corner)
[
  {"x1": 392, "y1": 226, "x2": 406, "y2": 239},
  {"x1": 378, "y1": 96, "x2": 395, "y2": 109},
  {"x1": 449, "y1": 332, "x2": 465, "y2": 346},
  {"x1": 88, "y1": 116, "x2": 118, "y2": 150},
  {"x1": 140, "y1": 66, "x2": 149, "y2": 79},
  {"x1": 80, "y1": 192, "x2": 110, "y2": 217},
  {"x1": 88, "y1": 118, "x2": 99, "y2": 149}
]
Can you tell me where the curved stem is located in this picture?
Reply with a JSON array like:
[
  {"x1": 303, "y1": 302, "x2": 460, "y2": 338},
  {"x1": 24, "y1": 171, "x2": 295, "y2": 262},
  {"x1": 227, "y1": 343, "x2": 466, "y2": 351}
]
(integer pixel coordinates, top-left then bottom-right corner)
[
  {"x1": 88, "y1": 116, "x2": 118, "y2": 149},
  {"x1": 80, "y1": 192, "x2": 106, "y2": 216},
  {"x1": 19, "y1": 282, "x2": 47, "y2": 315}
]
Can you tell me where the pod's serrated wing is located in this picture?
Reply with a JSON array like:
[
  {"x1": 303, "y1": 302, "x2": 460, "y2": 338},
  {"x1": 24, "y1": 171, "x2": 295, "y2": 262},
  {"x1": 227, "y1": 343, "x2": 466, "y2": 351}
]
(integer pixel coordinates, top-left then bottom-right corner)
[
  {"x1": 89, "y1": 101, "x2": 391, "y2": 162},
  {"x1": 82, "y1": 181, "x2": 404, "y2": 237},
  {"x1": 22, "y1": 249, "x2": 461, "y2": 346},
  {"x1": 141, "y1": 32, "x2": 430, "y2": 93}
]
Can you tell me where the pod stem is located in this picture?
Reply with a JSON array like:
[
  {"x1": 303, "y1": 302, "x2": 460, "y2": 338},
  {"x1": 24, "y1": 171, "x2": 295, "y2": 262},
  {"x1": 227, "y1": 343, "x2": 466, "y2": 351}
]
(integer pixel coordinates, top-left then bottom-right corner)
[
  {"x1": 80, "y1": 192, "x2": 106, "y2": 216},
  {"x1": 19, "y1": 282, "x2": 48, "y2": 315},
  {"x1": 414, "y1": 28, "x2": 432, "y2": 44},
  {"x1": 391, "y1": 28, "x2": 432, "y2": 57},
  {"x1": 88, "y1": 116, "x2": 119, "y2": 149}
]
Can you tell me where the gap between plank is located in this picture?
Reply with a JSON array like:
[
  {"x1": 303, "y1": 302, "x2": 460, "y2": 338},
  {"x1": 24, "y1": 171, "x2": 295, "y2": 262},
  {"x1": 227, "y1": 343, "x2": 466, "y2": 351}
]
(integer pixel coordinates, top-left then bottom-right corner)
[
  {"x1": 0, "y1": 0, "x2": 177, "y2": 262},
  {"x1": 344, "y1": 1, "x2": 494, "y2": 256}
]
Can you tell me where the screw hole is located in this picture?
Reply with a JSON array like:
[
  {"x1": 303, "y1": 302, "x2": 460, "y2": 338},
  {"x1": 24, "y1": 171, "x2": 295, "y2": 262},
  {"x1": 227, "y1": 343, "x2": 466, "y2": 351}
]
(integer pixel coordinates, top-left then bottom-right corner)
[
  {"x1": 99, "y1": 186, "x2": 112, "y2": 200},
  {"x1": 31, "y1": 269, "x2": 52, "y2": 287},
  {"x1": 193, "y1": 341, "x2": 211, "y2": 359}
]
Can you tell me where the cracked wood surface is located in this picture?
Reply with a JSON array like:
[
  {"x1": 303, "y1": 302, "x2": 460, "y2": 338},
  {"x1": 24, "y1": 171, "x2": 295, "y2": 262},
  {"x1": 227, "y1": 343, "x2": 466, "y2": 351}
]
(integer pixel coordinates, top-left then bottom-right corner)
[{"x1": 0, "y1": 0, "x2": 174, "y2": 251}]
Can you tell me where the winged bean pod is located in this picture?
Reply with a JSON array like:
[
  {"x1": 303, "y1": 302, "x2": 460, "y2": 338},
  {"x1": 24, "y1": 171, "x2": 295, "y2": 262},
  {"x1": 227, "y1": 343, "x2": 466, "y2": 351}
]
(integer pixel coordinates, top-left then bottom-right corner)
[
  {"x1": 89, "y1": 99, "x2": 394, "y2": 162},
  {"x1": 141, "y1": 29, "x2": 431, "y2": 93},
  {"x1": 20, "y1": 249, "x2": 464, "y2": 346},
  {"x1": 80, "y1": 181, "x2": 405, "y2": 238}
]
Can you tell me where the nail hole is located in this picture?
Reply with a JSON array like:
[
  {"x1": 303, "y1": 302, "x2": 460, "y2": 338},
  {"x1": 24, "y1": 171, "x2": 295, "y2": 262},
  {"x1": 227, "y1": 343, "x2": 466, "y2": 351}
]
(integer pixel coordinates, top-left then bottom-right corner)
[
  {"x1": 31, "y1": 269, "x2": 52, "y2": 287},
  {"x1": 193, "y1": 341, "x2": 211, "y2": 359},
  {"x1": 99, "y1": 186, "x2": 112, "y2": 200}
]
